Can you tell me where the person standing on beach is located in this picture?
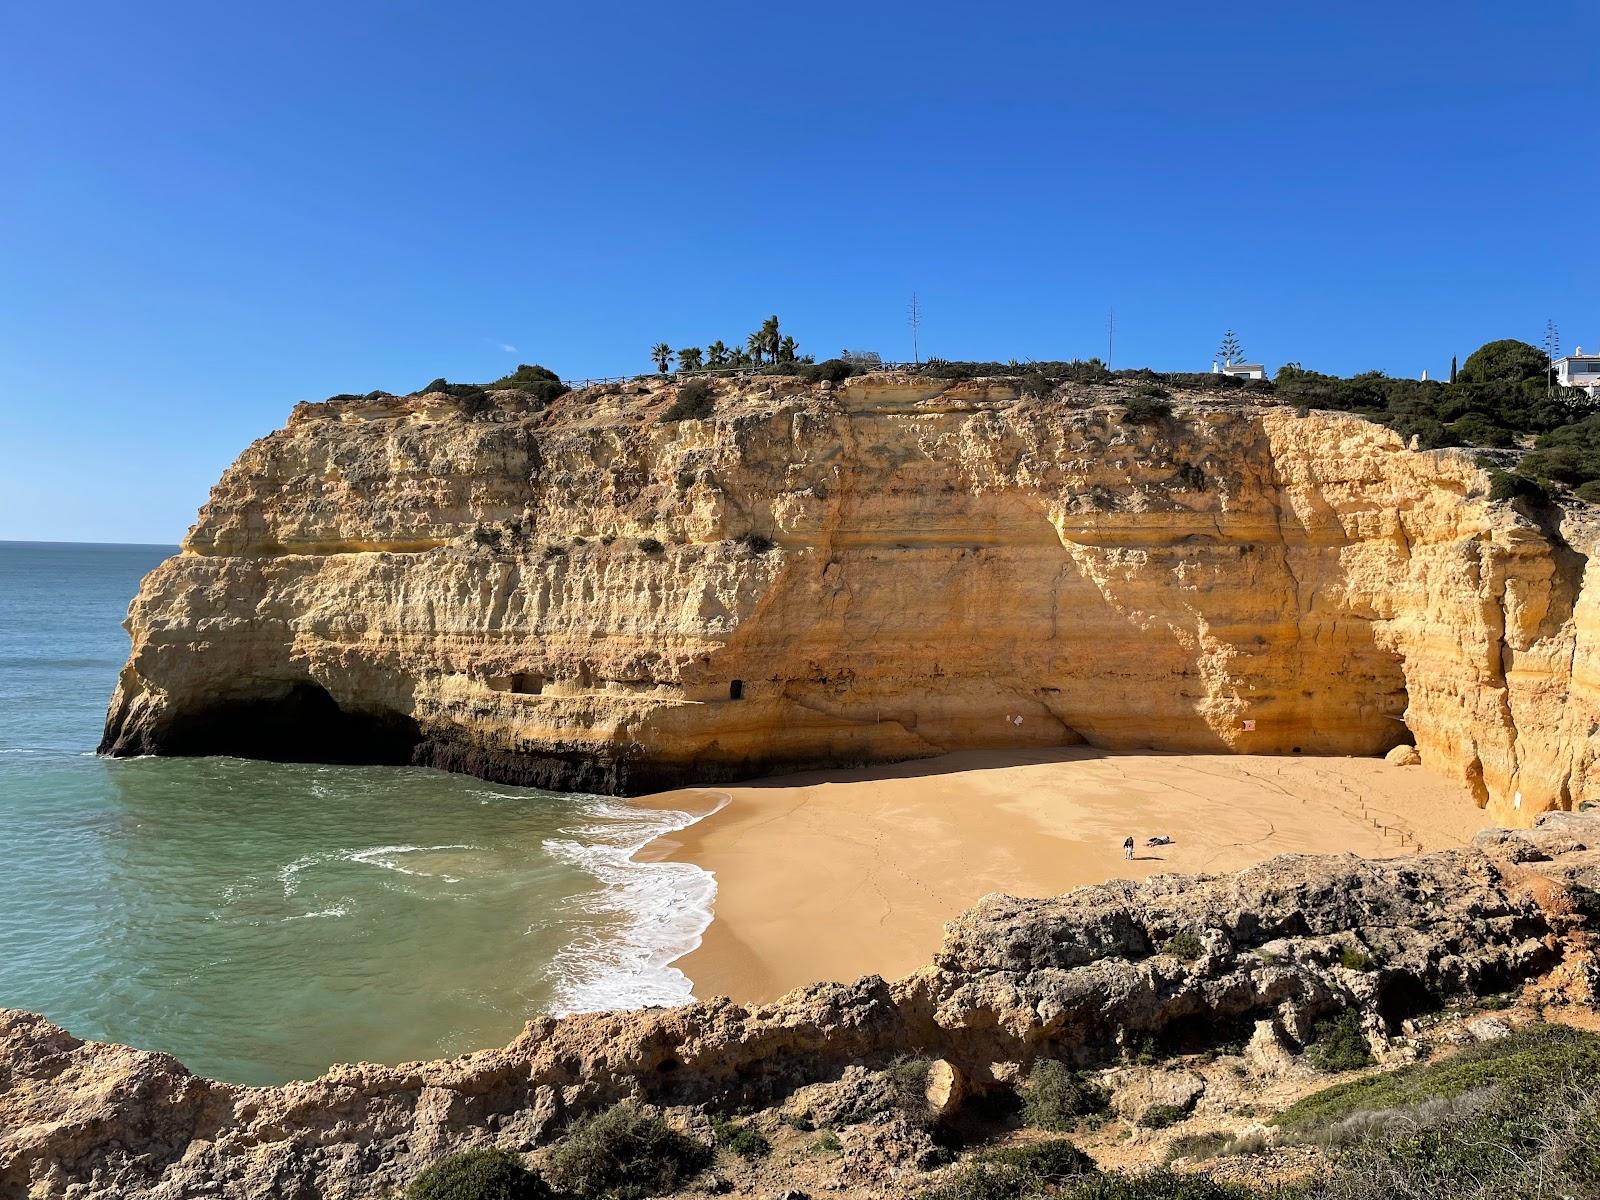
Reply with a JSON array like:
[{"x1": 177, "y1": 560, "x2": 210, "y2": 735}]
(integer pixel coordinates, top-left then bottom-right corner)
[{"x1": 1122, "y1": 836, "x2": 1134, "y2": 860}]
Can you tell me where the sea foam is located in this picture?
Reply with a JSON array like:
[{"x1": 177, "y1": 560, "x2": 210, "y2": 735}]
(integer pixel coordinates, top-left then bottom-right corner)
[{"x1": 542, "y1": 793, "x2": 727, "y2": 1013}]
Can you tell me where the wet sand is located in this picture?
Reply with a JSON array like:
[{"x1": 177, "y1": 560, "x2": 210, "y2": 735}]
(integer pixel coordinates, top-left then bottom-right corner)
[{"x1": 635, "y1": 749, "x2": 1490, "y2": 1005}]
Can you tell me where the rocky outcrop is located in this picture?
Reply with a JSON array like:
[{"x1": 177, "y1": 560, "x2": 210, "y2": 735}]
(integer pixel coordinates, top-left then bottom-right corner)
[
  {"x1": 100, "y1": 373, "x2": 1600, "y2": 822},
  {"x1": 4, "y1": 813, "x2": 1598, "y2": 1199}
]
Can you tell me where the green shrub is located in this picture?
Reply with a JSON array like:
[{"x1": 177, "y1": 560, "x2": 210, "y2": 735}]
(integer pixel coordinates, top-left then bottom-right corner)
[
  {"x1": 542, "y1": 1104, "x2": 711, "y2": 1200},
  {"x1": 1576, "y1": 480, "x2": 1600, "y2": 505},
  {"x1": 1457, "y1": 339, "x2": 1549, "y2": 387},
  {"x1": 661, "y1": 380, "x2": 715, "y2": 422},
  {"x1": 1521, "y1": 414, "x2": 1600, "y2": 490},
  {"x1": 1444, "y1": 413, "x2": 1514, "y2": 448},
  {"x1": 1306, "y1": 1009, "x2": 1375, "y2": 1073},
  {"x1": 814, "y1": 1129, "x2": 842, "y2": 1153},
  {"x1": 1122, "y1": 395, "x2": 1173, "y2": 424},
  {"x1": 798, "y1": 358, "x2": 862, "y2": 384},
  {"x1": 1278, "y1": 1023, "x2": 1600, "y2": 1131},
  {"x1": 637, "y1": 537, "x2": 664, "y2": 554},
  {"x1": 1487, "y1": 470, "x2": 1549, "y2": 505},
  {"x1": 1139, "y1": 1104, "x2": 1190, "y2": 1129},
  {"x1": 1160, "y1": 932, "x2": 1204, "y2": 961},
  {"x1": 1020, "y1": 373, "x2": 1056, "y2": 399},
  {"x1": 712, "y1": 1117, "x2": 770, "y2": 1160},
  {"x1": 882, "y1": 1055, "x2": 936, "y2": 1120},
  {"x1": 1020, "y1": 1060, "x2": 1109, "y2": 1130},
  {"x1": 484, "y1": 364, "x2": 570, "y2": 405},
  {"x1": 914, "y1": 1141, "x2": 1096, "y2": 1200},
  {"x1": 1339, "y1": 945, "x2": 1375, "y2": 971},
  {"x1": 977, "y1": 1138, "x2": 1094, "y2": 1181},
  {"x1": 1054, "y1": 1170, "x2": 1259, "y2": 1199},
  {"x1": 406, "y1": 1148, "x2": 550, "y2": 1200},
  {"x1": 914, "y1": 1160, "x2": 1041, "y2": 1200},
  {"x1": 1133, "y1": 381, "x2": 1170, "y2": 399}
]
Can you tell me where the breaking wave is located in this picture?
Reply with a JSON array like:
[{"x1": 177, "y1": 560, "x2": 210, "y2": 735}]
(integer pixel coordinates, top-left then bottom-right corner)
[{"x1": 542, "y1": 795, "x2": 726, "y2": 1013}]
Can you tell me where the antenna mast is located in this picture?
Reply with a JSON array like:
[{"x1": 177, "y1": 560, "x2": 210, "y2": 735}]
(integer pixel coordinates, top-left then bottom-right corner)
[
  {"x1": 908, "y1": 292, "x2": 922, "y2": 366},
  {"x1": 1107, "y1": 306, "x2": 1115, "y2": 370}
]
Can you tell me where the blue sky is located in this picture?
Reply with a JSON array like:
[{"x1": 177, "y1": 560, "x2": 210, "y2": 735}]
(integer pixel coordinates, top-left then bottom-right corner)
[{"x1": 2, "y1": 2, "x2": 1595, "y2": 543}]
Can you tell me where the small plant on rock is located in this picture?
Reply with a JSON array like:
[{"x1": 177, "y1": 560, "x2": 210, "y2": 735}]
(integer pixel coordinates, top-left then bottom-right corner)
[
  {"x1": 1021, "y1": 1060, "x2": 1109, "y2": 1130},
  {"x1": 1339, "y1": 945, "x2": 1375, "y2": 971},
  {"x1": 1306, "y1": 1008, "x2": 1376, "y2": 1073},
  {"x1": 542, "y1": 1103, "x2": 710, "y2": 1200},
  {"x1": 712, "y1": 1116, "x2": 770, "y2": 1160},
  {"x1": 1123, "y1": 395, "x2": 1173, "y2": 424},
  {"x1": 637, "y1": 537, "x2": 664, "y2": 554},
  {"x1": 661, "y1": 380, "x2": 714, "y2": 422},
  {"x1": 1139, "y1": 1103, "x2": 1190, "y2": 1129},
  {"x1": 406, "y1": 1147, "x2": 550, "y2": 1200},
  {"x1": 1161, "y1": 931, "x2": 1204, "y2": 961}
]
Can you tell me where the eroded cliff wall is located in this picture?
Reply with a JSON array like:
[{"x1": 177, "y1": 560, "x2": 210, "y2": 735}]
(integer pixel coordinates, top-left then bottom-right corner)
[{"x1": 101, "y1": 373, "x2": 1600, "y2": 823}]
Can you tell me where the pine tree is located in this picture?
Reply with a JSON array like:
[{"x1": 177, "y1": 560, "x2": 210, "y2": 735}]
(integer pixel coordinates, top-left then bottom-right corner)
[{"x1": 1217, "y1": 330, "x2": 1244, "y2": 366}]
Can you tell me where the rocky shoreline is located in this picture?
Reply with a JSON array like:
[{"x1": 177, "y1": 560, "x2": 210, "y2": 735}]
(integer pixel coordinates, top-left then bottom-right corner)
[{"x1": 5, "y1": 810, "x2": 1597, "y2": 1199}]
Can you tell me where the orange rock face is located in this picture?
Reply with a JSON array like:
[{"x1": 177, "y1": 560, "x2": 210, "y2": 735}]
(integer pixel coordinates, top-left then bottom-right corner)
[{"x1": 101, "y1": 373, "x2": 1600, "y2": 822}]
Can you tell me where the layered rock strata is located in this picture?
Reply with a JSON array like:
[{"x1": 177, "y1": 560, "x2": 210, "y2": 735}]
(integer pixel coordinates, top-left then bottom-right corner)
[
  {"x1": 101, "y1": 374, "x2": 1600, "y2": 822},
  {"x1": 4, "y1": 812, "x2": 1598, "y2": 1199}
]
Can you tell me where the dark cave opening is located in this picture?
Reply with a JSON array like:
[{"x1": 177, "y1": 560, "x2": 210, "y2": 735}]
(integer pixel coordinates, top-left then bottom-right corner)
[{"x1": 156, "y1": 682, "x2": 421, "y2": 766}]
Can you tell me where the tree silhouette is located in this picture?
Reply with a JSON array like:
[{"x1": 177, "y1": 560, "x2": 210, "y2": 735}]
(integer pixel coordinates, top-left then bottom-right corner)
[
  {"x1": 651, "y1": 343, "x2": 673, "y2": 374},
  {"x1": 778, "y1": 335, "x2": 798, "y2": 363},
  {"x1": 745, "y1": 331, "x2": 765, "y2": 366},
  {"x1": 1217, "y1": 330, "x2": 1244, "y2": 366},
  {"x1": 706, "y1": 340, "x2": 729, "y2": 368},
  {"x1": 677, "y1": 347, "x2": 703, "y2": 371}
]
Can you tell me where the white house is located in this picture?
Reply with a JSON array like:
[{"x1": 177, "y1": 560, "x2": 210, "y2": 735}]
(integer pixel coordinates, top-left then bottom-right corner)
[
  {"x1": 1553, "y1": 350, "x2": 1600, "y2": 398},
  {"x1": 1212, "y1": 361, "x2": 1266, "y2": 381}
]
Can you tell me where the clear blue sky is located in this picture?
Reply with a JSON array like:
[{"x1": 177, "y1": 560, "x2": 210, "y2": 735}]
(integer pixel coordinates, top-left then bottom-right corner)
[{"x1": 2, "y1": 2, "x2": 1594, "y2": 543}]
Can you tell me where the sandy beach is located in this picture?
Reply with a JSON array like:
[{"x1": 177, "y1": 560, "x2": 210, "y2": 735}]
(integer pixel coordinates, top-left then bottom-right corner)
[{"x1": 636, "y1": 749, "x2": 1490, "y2": 1005}]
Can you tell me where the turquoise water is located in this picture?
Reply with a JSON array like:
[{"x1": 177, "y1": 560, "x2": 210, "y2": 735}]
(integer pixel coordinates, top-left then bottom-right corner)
[{"x1": 0, "y1": 542, "x2": 713, "y2": 1084}]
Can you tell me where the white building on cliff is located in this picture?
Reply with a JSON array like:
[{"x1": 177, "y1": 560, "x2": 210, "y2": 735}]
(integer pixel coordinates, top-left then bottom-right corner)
[{"x1": 1553, "y1": 350, "x2": 1600, "y2": 398}]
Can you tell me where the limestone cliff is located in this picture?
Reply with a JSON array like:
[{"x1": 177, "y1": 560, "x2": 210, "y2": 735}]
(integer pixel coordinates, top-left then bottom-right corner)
[{"x1": 100, "y1": 373, "x2": 1600, "y2": 823}]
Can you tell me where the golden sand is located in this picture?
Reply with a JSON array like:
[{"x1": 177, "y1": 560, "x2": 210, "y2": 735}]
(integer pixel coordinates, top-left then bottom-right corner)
[{"x1": 635, "y1": 749, "x2": 1490, "y2": 1005}]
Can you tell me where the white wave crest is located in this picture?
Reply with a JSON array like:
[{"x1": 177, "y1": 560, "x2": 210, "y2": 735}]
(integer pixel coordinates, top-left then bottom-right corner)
[
  {"x1": 542, "y1": 794, "x2": 727, "y2": 1014},
  {"x1": 278, "y1": 844, "x2": 473, "y2": 895}
]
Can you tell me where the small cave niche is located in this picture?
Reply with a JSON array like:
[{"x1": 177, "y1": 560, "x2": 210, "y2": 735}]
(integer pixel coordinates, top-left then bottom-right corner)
[
  {"x1": 728, "y1": 679, "x2": 745, "y2": 701},
  {"x1": 486, "y1": 672, "x2": 545, "y2": 695}
]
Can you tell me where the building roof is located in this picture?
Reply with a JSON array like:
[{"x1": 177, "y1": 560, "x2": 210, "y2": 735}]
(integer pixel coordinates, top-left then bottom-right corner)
[{"x1": 1221, "y1": 363, "x2": 1265, "y2": 371}]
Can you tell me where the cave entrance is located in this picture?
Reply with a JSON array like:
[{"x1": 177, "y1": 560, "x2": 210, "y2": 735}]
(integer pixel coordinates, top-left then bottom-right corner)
[
  {"x1": 160, "y1": 681, "x2": 420, "y2": 766},
  {"x1": 729, "y1": 680, "x2": 744, "y2": 701},
  {"x1": 509, "y1": 673, "x2": 544, "y2": 695}
]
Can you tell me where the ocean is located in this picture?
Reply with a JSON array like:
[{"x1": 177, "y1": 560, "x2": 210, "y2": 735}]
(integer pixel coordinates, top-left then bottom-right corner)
[{"x1": 0, "y1": 541, "x2": 714, "y2": 1085}]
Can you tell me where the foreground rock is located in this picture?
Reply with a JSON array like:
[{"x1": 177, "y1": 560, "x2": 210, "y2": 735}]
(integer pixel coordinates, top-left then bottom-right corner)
[
  {"x1": 101, "y1": 371, "x2": 1600, "y2": 823},
  {"x1": 4, "y1": 811, "x2": 1598, "y2": 1198}
]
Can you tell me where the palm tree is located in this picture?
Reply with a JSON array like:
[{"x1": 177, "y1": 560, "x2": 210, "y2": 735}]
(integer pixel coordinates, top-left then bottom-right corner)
[
  {"x1": 651, "y1": 343, "x2": 673, "y2": 374},
  {"x1": 677, "y1": 347, "x2": 704, "y2": 371},
  {"x1": 778, "y1": 335, "x2": 798, "y2": 363},
  {"x1": 760, "y1": 315, "x2": 781, "y2": 363},
  {"x1": 706, "y1": 340, "x2": 729, "y2": 368},
  {"x1": 745, "y1": 332, "x2": 765, "y2": 366},
  {"x1": 732, "y1": 347, "x2": 752, "y2": 367}
]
